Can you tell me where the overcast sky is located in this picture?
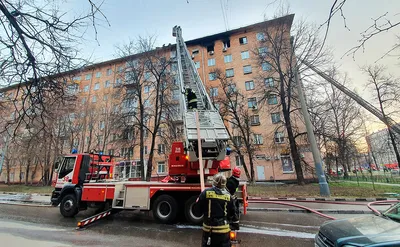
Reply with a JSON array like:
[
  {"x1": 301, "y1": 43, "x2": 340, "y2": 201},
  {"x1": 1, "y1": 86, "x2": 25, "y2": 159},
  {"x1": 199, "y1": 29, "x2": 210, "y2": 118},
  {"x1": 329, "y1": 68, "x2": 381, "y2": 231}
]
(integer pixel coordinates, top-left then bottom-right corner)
[{"x1": 70, "y1": 0, "x2": 400, "y2": 134}]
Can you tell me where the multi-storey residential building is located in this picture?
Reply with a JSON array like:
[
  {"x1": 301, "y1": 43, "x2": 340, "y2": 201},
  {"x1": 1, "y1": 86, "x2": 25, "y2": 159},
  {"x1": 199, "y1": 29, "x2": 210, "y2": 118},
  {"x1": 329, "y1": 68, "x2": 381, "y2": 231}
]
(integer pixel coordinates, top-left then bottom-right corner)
[
  {"x1": 0, "y1": 14, "x2": 315, "y2": 184},
  {"x1": 367, "y1": 124, "x2": 400, "y2": 167}
]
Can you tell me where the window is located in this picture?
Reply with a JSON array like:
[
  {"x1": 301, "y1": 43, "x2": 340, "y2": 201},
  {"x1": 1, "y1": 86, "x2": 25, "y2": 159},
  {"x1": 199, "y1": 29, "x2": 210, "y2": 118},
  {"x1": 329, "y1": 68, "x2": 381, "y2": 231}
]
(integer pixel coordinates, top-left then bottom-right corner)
[
  {"x1": 271, "y1": 112, "x2": 281, "y2": 123},
  {"x1": 117, "y1": 66, "x2": 123, "y2": 73},
  {"x1": 223, "y1": 40, "x2": 231, "y2": 49},
  {"x1": 247, "y1": 97, "x2": 257, "y2": 109},
  {"x1": 210, "y1": 87, "x2": 218, "y2": 97},
  {"x1": 226, "y1": 68, "x2": 234, "y2": 78},
  {"x1": 245, "y1": 81, "x2": 255, "y2": 91},
  {"x1": 239, "y1": 37, "x2": 248, "y2": 45},
  {"x1": 259, "y1": 47, "x2": 268, "y2": 55},
  {"x1": 104, "y1": 80, "x2": 111, "y2": 88},
  {"x1": 171, "y1": 63, "x2": 178, "y2": 71},
  {"x1": 241, "y1": 51, "x2": 250, "y2": 60},
  {"x1": 262, "y1": 62, "x2": 272, "y2": 71},
  {"x1": 85, "y1": 74, "x2": 91, "y2": 80},
  {"x1": 144, "y1": 99, "x2": 150, "y2": 107},
  {"x1": 94, "y1": 83, "x2": 100, "y2": 90},
  {"x1": 92, "y1": 96, "x2": 97, "y2": 103},
  {"x1": 265, "y1": 77, "x2": 274, "y2": 87},
  {"x1": 158, "y1": 144, "x2": 165, "y2": 154},
  {"x1": 268, "y1": 95, "x2": 278, "y2": 105},
  {"x1": 213, "y1": 103, "x2": 220, "y2": 110},
  {"x1": 144, "y1": 72, "x2": 151, "y2": 80},
  {"x1": 103, "y1": 95, "x2": 108, "y2": 101},
  {"x1": 250, "y1": 115, "x2": 260, "y2": 125},
  {"x1": 157, "y1": 162, "x2": 166, "y2": 173},
  {"x1": 243, "y1": 65, "x2": 252, "y2": 74},
  {"x1": 96, "y1": 71, "x2": 101, "y2": 78},
  {"x1": 233, "y1": 136, "x2": 242, "y2": 146},
  {"x1": 208, "y1": 58, "x2": 216, "y2": 66},
  {"x1": 144, "y1": 85, "x2": 150, "y2": 93},
  {"x1": 253, "y1": 134, "x2": 263, "y2": 145},
  {"x1": 106, "y1": 69, "x2": 112, "y2": 76},
  {"x1": 82, "y1": 97, "x2": 87, "y2": 104},
  {"x1": 227, "y1": 84, "x2": 236, "y2": 93},
  {"x1": 83, "y1": 85, "x2": 89, "y2": 92},
  {"x1": 224, "y1": 54, "x2": 232, "y2": 63},
  {"x1": 235, "y1": 155, "x2": 243, "y2": 167},
  {"x1": 274, "y1": 131, "x2": 284, "y2": 143},
  {"x1": 72, "y1": 76, "x2": 81, "y2": 81},
  {"x1": 66, "y1": 84, "x2": 78, "y2": 94},
  {"x1": 192, "y1": 49, "x2": 199, "y2": 56},
  {"x1": 209, "y1": 72, "x2": 217, "y2": 81},
  {"x1": 99, "y1": 121, "x2": 105, "y2": 130},
  {"x1": 195, "y1": 61, "x2": 200, "y2": 69},
  {"x1": 170, "y1": 50, "x2": 177, "y2": 58},
  {"x1": 256, "y1": 32, "x2": 265, "y2": 41},
  {"x1": 207, "y1": 44, "x2": 214, "y2": 53},
  {"x1": 115, "y1": 78, "x2": 122, "y2": 86},
  {"x1": 282, "y1": 156, "x2": 293, "y2": 172},
  {"x1": 173, "y1": 89, "x2": 180, "y2": 100}
]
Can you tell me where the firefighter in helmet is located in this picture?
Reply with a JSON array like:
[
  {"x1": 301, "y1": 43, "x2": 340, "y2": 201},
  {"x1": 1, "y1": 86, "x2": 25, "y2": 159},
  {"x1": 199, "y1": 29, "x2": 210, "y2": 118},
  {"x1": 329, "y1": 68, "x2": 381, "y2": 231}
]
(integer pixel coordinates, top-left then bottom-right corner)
[
  {"x1": 226, "y1": 166, "x2": 241, "y2": 229},
  {"x1": 196, "y1": 173, "x2": 239, "y2": 247},
  {"x1": 185, "y1": 88, "x2": 198, "y2": 110}
]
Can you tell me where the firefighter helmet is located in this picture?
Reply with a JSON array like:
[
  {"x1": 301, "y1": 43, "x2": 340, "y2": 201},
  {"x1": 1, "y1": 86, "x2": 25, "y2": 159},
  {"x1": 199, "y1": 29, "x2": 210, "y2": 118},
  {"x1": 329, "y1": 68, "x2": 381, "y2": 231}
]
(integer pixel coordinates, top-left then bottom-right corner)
[
  {"x1": 212, "y1": 173, "x2": 227, "y2": 188},
  {"x1": 232, "y1": 167, "x2": 241, "y2": 178}
]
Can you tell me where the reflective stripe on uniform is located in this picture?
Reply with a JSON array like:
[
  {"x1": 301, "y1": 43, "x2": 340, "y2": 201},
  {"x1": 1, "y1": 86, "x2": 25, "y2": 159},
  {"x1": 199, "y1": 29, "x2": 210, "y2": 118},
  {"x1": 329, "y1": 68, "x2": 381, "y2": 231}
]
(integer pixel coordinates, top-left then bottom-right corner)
[
  {"x1": 206, "y1": 191, "x2": 230, "y2": 201},
  {"x1": 202, "y1": 224, "x2": 230, "y2": 233},
  {"x1": 188, "y1": 99, "x2": 197, "y2": 103}
]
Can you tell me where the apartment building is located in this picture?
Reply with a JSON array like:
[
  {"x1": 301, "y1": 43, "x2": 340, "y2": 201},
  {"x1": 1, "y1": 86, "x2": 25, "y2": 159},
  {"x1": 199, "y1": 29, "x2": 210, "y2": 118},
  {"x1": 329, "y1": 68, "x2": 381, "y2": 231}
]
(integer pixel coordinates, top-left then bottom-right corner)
[
  {"x1": 0, "y1": 14, "x2": 315, "y2": 184},
  {"x1": 367, "y1": 125, "x2": 400, "y2": 167}
]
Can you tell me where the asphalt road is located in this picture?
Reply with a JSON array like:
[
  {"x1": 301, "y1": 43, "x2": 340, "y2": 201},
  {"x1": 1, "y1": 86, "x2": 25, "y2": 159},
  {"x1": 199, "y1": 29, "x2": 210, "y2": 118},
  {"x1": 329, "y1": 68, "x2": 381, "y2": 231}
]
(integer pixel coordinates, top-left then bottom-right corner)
[{"x1": 0, "y1": 203, "x2": 332, "y2": 247}]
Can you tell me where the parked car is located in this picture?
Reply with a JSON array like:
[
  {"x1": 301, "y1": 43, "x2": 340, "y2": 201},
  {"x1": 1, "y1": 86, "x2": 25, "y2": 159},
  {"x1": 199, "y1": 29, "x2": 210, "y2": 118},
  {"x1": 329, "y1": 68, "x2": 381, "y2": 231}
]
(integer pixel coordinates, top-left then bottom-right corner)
[{"x1": 315, "y1": 202, "x2": 400, "y2": 246}]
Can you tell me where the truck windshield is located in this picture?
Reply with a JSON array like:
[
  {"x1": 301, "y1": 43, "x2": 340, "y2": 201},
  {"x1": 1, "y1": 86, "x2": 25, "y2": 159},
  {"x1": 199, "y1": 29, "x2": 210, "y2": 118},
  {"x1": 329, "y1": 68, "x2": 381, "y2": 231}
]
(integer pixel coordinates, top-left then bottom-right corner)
[
  {"x1": 58, "y1": 157, "x2": 77, "y2": 179},
  {"x1": 382, "y1": 202, "x2": 400, "y2": 222}
]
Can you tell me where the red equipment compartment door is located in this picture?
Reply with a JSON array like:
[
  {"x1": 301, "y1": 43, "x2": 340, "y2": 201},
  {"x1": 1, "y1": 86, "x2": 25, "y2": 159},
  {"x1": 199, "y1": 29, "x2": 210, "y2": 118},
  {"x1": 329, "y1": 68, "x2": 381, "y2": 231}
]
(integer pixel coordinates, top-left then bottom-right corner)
[{"x1": 81, "y1": 185, "x2": 115, "y2": 202}]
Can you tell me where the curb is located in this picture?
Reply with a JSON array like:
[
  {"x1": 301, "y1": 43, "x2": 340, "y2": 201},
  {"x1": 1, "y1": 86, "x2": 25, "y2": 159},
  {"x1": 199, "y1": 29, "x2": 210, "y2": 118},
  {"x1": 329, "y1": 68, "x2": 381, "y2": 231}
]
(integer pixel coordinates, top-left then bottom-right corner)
[
  {"x1": 0, "y1": 192, "x2": 51, "y2": 196},
  {"x1": 248, "y1": 196, "x2": 400, "y2": 202},
  {"x1": 247, "y1": 207, "x2": 374, "y2": 214},
  {"x1": 0, "y1": 199, "x2": 51, "y2": 205}
]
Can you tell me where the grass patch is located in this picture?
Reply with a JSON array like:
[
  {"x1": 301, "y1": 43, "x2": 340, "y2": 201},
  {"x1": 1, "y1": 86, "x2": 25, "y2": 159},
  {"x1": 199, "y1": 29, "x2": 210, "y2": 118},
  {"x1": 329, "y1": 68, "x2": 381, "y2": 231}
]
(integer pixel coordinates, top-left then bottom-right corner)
[
  {"x1": 0, "y1": 184, "x2": 53, "y2": 194},
  {"x1": 247, "y1": 182, "x2": 400, "y2": 198}
]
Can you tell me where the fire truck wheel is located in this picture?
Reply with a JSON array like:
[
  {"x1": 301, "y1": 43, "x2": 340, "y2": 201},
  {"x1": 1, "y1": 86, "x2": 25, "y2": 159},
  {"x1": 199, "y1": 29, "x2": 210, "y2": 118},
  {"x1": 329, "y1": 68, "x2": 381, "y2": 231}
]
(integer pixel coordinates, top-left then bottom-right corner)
[
  {"x1": 152, "y1": 195, "x2": 178, "y2": 224},
  {"x1": 60, "y1": 194, "x2": 79, "y2": 217},
  {"x1": 184, "y1": 196, "x2": 203, "y2": 225}
]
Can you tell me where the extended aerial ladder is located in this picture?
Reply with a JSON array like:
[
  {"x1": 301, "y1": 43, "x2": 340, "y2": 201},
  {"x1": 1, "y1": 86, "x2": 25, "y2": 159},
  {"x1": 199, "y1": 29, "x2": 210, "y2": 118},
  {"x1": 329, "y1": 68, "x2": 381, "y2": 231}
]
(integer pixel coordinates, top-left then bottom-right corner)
[
  {"x1": 172, "y1": 26, "x2": 229, "y2": 162},
  {"x1": 302, "y1": 60, "x2": 400, "y2": 135}
]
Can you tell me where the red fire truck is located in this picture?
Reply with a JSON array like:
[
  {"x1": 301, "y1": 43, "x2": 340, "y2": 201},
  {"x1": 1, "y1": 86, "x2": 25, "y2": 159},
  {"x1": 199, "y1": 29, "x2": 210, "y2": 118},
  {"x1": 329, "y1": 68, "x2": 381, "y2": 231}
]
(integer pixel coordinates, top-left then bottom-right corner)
[{"x1": 50, "y1": 150, "x2": 248, "y2": 226}]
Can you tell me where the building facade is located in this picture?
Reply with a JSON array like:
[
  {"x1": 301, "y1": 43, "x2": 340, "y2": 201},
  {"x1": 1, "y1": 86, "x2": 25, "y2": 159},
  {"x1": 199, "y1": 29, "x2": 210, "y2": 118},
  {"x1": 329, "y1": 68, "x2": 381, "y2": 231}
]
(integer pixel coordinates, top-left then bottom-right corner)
[
  {"x1": 367, "y1": 125, "x2": 400, "y2": 168},
  {"x1": 0, "y1": 14, "x2": 316, "y2": 184}
]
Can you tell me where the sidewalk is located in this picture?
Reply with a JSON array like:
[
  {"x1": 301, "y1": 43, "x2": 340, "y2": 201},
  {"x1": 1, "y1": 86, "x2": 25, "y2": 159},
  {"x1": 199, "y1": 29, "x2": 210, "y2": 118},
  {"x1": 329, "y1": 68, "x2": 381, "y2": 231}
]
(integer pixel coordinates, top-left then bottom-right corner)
[{"x1": 345, "y1": 180, "x2": 400, "y2": 187}]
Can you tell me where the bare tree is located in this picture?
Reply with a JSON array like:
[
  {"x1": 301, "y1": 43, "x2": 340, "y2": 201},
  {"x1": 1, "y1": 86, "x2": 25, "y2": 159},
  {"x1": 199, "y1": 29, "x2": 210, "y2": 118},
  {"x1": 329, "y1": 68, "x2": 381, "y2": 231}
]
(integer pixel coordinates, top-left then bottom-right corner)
[
  {"x1": 116, "y1": 37, "x2": 175, "y2": 181},
  {"x1": 362, "y1": 65, "x2": 400, "y2": 166},
  {"x1": 0, "y1": 0, "x2": 109, "y2": 133},
  {"x1": 321, "y1": 0, "x2": 399, "y2": 60},
  {"x1": 256, "y1": 15, "x2": 330, "y2": 184},
  {"x1": 212, "y1": 69, "x2": 257, "y2": 183}
]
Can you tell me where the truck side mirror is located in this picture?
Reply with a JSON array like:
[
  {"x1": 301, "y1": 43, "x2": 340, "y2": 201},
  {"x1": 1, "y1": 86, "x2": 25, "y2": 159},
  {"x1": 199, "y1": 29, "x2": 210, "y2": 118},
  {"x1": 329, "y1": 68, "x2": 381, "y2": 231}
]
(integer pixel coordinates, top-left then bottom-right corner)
[{"x1": 54, "y1": 161, "x2": 60, "y2": 171}]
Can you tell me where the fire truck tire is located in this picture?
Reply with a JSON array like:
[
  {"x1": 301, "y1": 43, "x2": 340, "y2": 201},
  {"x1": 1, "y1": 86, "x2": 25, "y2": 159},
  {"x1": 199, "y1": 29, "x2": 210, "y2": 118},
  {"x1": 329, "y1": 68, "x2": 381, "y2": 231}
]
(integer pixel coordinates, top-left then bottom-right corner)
[
  {"x1": 152, "y1": 195, "x2": 178, "y2": 224},
  {"x1": 60, "y1": 194, "x2": 79, "y2": 217},
  {"x1": 184, "y1": 196, "x2": 203, "y2": 225}
]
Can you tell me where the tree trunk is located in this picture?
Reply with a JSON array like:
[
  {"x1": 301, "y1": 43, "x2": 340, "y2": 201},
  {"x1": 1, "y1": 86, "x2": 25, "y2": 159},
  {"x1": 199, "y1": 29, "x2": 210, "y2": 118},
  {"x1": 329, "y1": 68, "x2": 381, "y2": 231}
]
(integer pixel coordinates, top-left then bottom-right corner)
[
  {"x1": 388, "y1": 128, "x2": 400, "y2": 167},
  {"x1": 283, "y1": 110, "x2": 305, "y2": 185}
]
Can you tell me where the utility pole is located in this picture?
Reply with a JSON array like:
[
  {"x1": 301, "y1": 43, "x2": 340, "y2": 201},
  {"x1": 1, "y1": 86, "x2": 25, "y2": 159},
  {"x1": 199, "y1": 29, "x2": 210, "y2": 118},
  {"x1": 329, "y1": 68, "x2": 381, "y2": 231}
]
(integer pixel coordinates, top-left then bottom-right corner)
[{"x1": 294, "y1": 67, "x2": 330, "y2": 196}]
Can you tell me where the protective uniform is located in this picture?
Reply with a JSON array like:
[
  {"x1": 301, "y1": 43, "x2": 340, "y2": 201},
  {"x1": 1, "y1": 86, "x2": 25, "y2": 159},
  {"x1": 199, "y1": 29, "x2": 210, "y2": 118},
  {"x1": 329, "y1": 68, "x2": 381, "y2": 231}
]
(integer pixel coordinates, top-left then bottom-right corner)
[
  {"x1": 226, "y1": 167, "x2": 241, "y2": 230},
  {"x1": 185, "y1": 88, "x2": 198, "y2": 110},
  {"x1": 196, "y1": 174, "x2": 239, "y2": 247}
]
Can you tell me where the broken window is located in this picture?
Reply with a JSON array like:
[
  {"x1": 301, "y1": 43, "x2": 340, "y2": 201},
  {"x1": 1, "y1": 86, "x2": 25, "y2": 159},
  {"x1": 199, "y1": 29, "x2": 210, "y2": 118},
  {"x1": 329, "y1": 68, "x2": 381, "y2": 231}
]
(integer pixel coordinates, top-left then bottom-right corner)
[
  {"x1": 223, "y1": 40, "x2": 230, "y2": 49},
  {"x1": 207, "y1": 44, "x2": 214, "y2": 53},
  {"x1": 239, "y1": 37, "x2": 248, "y2": 45}
]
